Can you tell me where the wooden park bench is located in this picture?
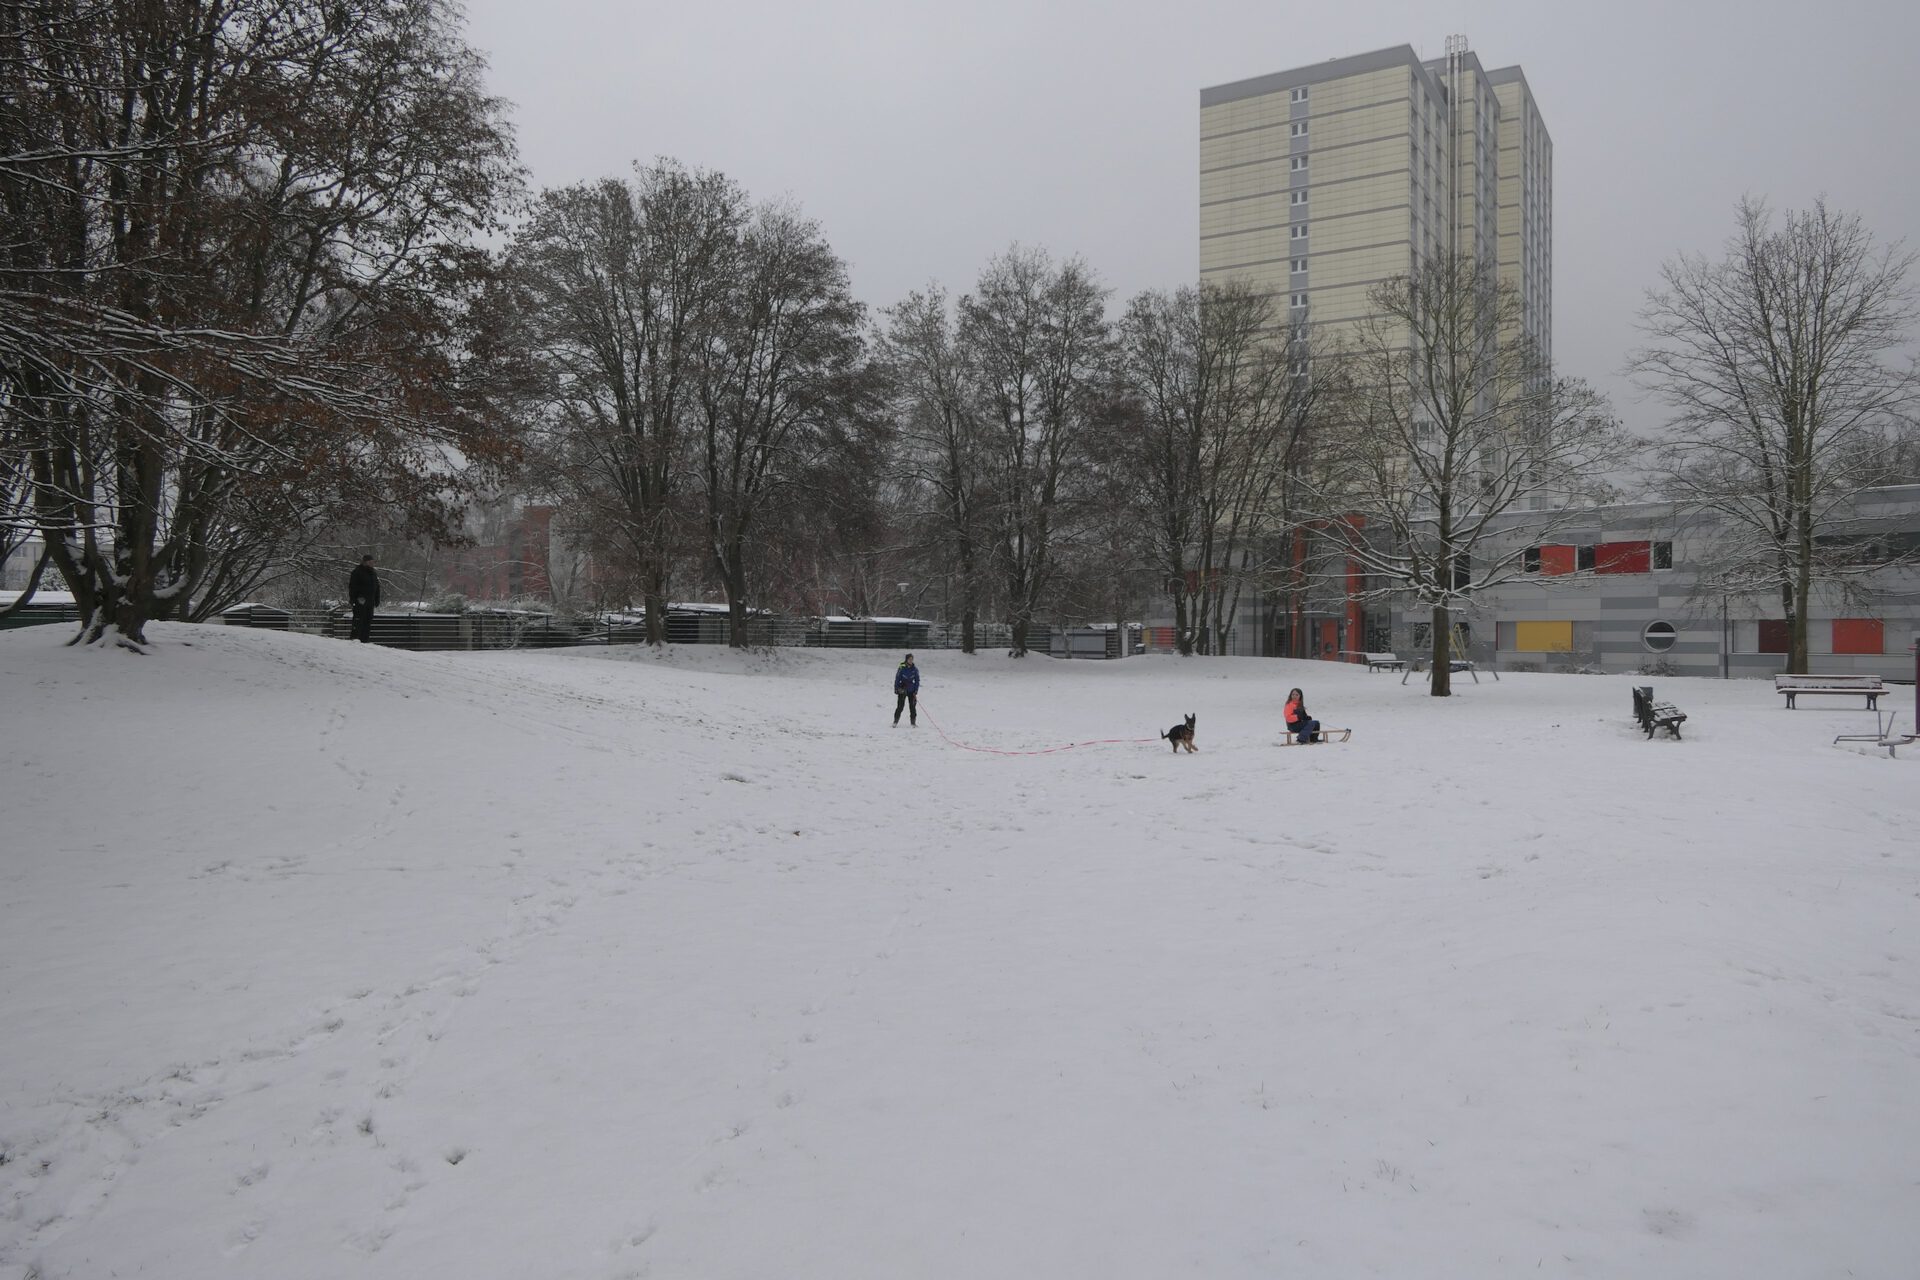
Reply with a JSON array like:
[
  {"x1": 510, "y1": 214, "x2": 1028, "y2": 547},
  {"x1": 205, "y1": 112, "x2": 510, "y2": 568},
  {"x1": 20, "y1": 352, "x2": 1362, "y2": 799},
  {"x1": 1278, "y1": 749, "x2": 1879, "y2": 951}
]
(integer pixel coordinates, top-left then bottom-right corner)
[
  {"x1": 1774, "y1": 673, "x2": 1886, "y2": 709},
  {"x1": 1360, "y1": 651, "x2": 1405, "y2": 673},
  {"x1": 1633, "y1": 684, "x2": 1687, "y2": 739}
]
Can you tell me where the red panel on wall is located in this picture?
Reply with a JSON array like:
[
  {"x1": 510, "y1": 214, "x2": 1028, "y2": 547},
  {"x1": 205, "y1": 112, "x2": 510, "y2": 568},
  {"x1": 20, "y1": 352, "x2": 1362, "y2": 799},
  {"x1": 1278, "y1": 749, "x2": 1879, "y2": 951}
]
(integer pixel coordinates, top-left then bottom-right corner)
[
  {"x1": 1757, "y1": 620, "x2": 1790, "y2": 654},
  {"x1": 1538, "y1": 545, "x2": 1576, "y2": 575},
  {"x1": 1832, "y1": 618, "x2": 1884, "y2": 655},
  {"x1": 1595, "y1": 541, "x2": 1651, "y2": 574}
]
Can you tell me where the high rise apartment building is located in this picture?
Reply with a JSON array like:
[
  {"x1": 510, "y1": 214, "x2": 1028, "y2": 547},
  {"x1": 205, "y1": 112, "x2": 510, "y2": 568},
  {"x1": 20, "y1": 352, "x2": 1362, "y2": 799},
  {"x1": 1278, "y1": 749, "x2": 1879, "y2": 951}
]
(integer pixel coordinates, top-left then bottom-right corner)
[{"x1": 1199, "y1": 39, "x2": 1551, "y2": 364}]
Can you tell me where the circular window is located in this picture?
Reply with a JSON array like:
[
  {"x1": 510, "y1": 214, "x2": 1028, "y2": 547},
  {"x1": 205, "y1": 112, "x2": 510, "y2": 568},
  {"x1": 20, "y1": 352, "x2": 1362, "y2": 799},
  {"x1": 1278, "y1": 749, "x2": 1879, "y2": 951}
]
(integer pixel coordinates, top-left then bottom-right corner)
[{"x1": 1642, "y1": 620, "x2": 1677, "y2": 653}]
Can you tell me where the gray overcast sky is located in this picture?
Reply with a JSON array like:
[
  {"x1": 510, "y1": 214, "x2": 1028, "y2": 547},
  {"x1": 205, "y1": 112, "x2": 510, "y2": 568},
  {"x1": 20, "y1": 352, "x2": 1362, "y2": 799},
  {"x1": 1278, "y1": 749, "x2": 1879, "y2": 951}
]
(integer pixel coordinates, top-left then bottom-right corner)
[{"x1": 459, "y1": 0, "x2": 1920, "y2": 436}]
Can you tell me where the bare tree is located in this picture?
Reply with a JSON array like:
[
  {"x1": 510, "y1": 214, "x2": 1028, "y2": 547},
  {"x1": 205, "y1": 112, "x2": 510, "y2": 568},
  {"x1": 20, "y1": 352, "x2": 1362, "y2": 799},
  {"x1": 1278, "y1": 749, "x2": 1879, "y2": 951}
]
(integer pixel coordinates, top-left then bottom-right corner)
[
  {"x1": 746, "y1": 419, "x2": 898, "y2": 622},
  {"x1": 1110, "y1": 280, "x2": 1317, "y2": 655},
  {"x1": 0, "y1": 390, "x2": 50, "y2": 614},
  {"x1": 1, "y1": 0, "x2": 521, "y2": 649},
  {"x1": 878, "y1": 285, "x2": 990, "y2": 652},
  {"x1": 1310, "y1": 252, "x2": 1626, "y2": 695},
  {"x1": 960, "y1": 246, "x2": 1109, "y2": 656},
  {"x1": 694, "y1": 202, "x2": 871, "y2": 647},
  {"x1": 1630, "y1": 198, "x2": 1920, "y2": 673},
  {"x1": 507, "y1": 163, "x2": 745, "y2": 646}
]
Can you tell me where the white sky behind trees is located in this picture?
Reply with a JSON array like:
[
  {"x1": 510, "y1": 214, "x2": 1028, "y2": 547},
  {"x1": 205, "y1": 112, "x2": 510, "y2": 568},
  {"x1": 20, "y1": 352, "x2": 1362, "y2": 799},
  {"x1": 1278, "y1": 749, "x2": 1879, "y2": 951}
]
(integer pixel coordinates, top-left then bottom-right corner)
[{"x1": 457, "y1": 0, "x2": 1920, "y2": 449}]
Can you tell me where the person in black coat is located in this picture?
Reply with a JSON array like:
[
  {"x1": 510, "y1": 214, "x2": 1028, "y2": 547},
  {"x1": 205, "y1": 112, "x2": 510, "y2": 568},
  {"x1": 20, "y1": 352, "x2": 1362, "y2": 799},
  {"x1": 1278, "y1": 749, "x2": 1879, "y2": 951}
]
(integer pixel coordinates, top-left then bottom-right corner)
[{"x1": 348, "y1": 555, "x2": 380, "y2": 643}]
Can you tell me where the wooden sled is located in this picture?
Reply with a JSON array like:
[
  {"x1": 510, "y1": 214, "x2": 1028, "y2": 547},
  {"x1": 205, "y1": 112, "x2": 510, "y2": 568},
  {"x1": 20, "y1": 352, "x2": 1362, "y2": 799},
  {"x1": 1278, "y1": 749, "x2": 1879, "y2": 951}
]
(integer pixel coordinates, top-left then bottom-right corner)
[{"x1": 1279, "y1": 728, "x2": 1352, "y2": 745}]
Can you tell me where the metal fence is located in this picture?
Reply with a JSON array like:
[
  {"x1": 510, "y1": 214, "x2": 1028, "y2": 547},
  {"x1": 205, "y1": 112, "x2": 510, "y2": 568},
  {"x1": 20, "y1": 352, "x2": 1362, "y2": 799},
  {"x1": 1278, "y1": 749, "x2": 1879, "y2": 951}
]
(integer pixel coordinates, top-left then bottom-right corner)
[
  {"x1": 215, "y1": 607, "x2": 1062, "y2": 654},
  {"x1": 0, "y1": 602, "x2": 80, "y2": 631},
  {"x1": 220, "y1": 606, "x2": 568, "y2": 651}
]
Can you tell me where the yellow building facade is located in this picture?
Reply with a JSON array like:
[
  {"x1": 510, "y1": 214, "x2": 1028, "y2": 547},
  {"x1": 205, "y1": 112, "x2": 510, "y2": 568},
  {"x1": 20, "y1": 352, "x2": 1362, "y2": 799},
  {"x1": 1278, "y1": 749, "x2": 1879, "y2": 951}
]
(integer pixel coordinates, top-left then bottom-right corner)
[{"x1": 1200, "y1": 41, "x2": 1550, "y2": 363}]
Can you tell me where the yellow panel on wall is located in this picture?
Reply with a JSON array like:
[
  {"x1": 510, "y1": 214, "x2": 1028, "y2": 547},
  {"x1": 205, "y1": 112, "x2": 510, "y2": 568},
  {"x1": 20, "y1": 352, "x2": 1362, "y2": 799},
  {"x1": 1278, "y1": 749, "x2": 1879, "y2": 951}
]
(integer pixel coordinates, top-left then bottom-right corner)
[{"x1": 1515, "y1": 620, "x2": 1573, "y2": 652}]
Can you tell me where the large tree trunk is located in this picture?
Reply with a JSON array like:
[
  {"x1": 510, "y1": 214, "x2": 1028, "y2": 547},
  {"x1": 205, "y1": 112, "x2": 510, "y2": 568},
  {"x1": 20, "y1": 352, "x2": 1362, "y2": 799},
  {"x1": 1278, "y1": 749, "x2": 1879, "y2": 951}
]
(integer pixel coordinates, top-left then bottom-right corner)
[
  {"x1": 1009, "y1": 614, "x2": 1031, "y2": 657},
  {"x1": 720, "y1": 541, "x2": 749, "y2": 648},
  {"x1": 1779, "y1": 579, "x2": 1802, "y2": 674},
  {"x1": 1791, "y1": 505, "x2": 1814, "y2": 673},
  {"x1": 1215, "y1": 576, "x2": 1244, "y2": 656},
  {"x1": 643, "y1": 572, "x2": 669, "y2": 648},
  {"x1": 1430, "y1": 601, "x2": 1453, "y2": 697},
  {"x1": 1005, "y1": 546, "x2": 1033, "y2": 656},
  {"x1": 958, "y1": 538, "x2": 978, "y2": 654}
]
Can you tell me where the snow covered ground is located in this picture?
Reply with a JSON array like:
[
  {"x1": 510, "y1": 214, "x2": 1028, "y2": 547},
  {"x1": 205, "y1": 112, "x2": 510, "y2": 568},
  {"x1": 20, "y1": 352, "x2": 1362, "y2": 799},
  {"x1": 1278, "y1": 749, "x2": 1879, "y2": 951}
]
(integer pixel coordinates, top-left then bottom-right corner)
[{"x1": 1, "y1": 623, "x2": 1916, "y2": 1279}]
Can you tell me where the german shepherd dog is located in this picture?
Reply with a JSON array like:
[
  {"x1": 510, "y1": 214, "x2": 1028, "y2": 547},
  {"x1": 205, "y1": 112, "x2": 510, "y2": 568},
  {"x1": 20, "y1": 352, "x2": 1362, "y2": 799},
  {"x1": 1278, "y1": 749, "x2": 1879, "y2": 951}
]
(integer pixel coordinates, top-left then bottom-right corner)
[{"x1": 1161, "y1": 712, "x2": 1197, "y2": 753}]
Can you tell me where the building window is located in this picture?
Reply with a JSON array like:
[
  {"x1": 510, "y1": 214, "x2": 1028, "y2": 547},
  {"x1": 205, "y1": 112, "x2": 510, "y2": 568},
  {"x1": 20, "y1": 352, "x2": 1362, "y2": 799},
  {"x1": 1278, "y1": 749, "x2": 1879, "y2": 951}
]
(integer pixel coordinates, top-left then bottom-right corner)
[
  {"x1": 1291, "y1": 86, "x2": 1308, "y2": 103},
  {"x1": 1521, "y1": 541, "x2": 1670, "y2": 575},
  {"x1": 1595, "y1": 541, "x2": 1652, "y2": 574},
  {"x1": 1815, "y1": 531, "x2": 1920, "y2": 564},
  {"x1": 1290, "y1": 155, "x2": 1308, "y2": 171},
  {"x1": 1291, "y1": 121, "x2": 1309, "y2": 137},
  {"x1": 1290, "y1": 190, "x2": 1307, "y2": 205},
  {"x1": 1832, "y1": 618, "x2": 1884, "y2": 655},
  {"x1": 1532, "y1": 545, "x2": 1575, "y2": 575},
  {"x1": 1642, "y1": 621, "x2": 1677, "y2": 653},
  {"x1": 1290, "y1": 258, "x2": 1306, "y2": 274},
  {"x1": 1290, "y1": 224, "x2": 1307, "y2": 239},
  {"x1": 1290, "y1": 293, "x2": 1308, "y2": 309},
  {"x1": 1757, "y1": 619, "x2": 1790, "y2": 654},
  {"x1": 1515, "y1": 620, "x2": 1574, "y2": 653}
]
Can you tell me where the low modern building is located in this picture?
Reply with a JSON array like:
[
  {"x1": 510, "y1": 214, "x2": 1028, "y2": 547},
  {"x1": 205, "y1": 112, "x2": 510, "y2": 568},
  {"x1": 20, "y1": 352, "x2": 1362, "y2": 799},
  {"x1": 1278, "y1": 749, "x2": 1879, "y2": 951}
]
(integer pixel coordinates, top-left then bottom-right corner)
[
  {"x1": 1143, "y1": 485, "x2": 1920, "y2": 680},
  {"x1": 1437, "y1": 486, "x2": 1920, "y2": 680}
]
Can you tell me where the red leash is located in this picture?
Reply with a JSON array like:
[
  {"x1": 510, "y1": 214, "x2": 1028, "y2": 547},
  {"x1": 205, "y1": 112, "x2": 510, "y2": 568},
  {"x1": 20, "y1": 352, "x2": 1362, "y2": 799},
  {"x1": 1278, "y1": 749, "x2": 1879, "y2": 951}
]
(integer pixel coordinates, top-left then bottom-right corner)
[{"x1": 917, "y1": 702, "x2": 1163, "y2": 756}]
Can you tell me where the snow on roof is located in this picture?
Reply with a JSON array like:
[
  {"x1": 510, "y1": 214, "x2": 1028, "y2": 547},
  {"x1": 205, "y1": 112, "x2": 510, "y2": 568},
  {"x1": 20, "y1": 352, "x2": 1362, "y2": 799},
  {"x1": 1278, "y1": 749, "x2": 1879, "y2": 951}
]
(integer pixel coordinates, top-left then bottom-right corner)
[
  {"x1": 819, "y1": 615, "x2": 930, "y2": 625},
  {"x1": 467, "y1": 606, "x2": 553, "y2": 618},
  {"x1": 0, "y1": 590, "x2": 76, "y2": 606}
]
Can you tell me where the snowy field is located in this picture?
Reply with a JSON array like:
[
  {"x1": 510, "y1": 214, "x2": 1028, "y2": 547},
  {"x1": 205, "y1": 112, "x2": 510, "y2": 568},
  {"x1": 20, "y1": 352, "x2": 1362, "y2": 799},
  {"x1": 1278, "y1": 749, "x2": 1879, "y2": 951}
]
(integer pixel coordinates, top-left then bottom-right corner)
[{"x1": 2, "y1": 623, "x2": 1916, "y2": 1279}]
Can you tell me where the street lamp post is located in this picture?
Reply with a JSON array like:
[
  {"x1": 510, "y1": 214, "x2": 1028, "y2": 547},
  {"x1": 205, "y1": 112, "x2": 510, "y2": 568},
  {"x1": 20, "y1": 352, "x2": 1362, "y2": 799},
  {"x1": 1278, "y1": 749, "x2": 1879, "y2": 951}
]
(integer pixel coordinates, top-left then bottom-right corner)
[{"x1": 1728, "y1": 594, "x2": 1743, "y2": 679}]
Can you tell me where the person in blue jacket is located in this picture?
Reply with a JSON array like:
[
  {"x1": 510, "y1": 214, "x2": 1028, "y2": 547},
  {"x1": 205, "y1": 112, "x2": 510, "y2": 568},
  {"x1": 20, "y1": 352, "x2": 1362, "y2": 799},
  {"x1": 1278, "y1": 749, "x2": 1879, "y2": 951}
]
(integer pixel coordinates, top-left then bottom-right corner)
[{"x1": 892, "y1": 653, "x2": 921, "y2": 727}]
